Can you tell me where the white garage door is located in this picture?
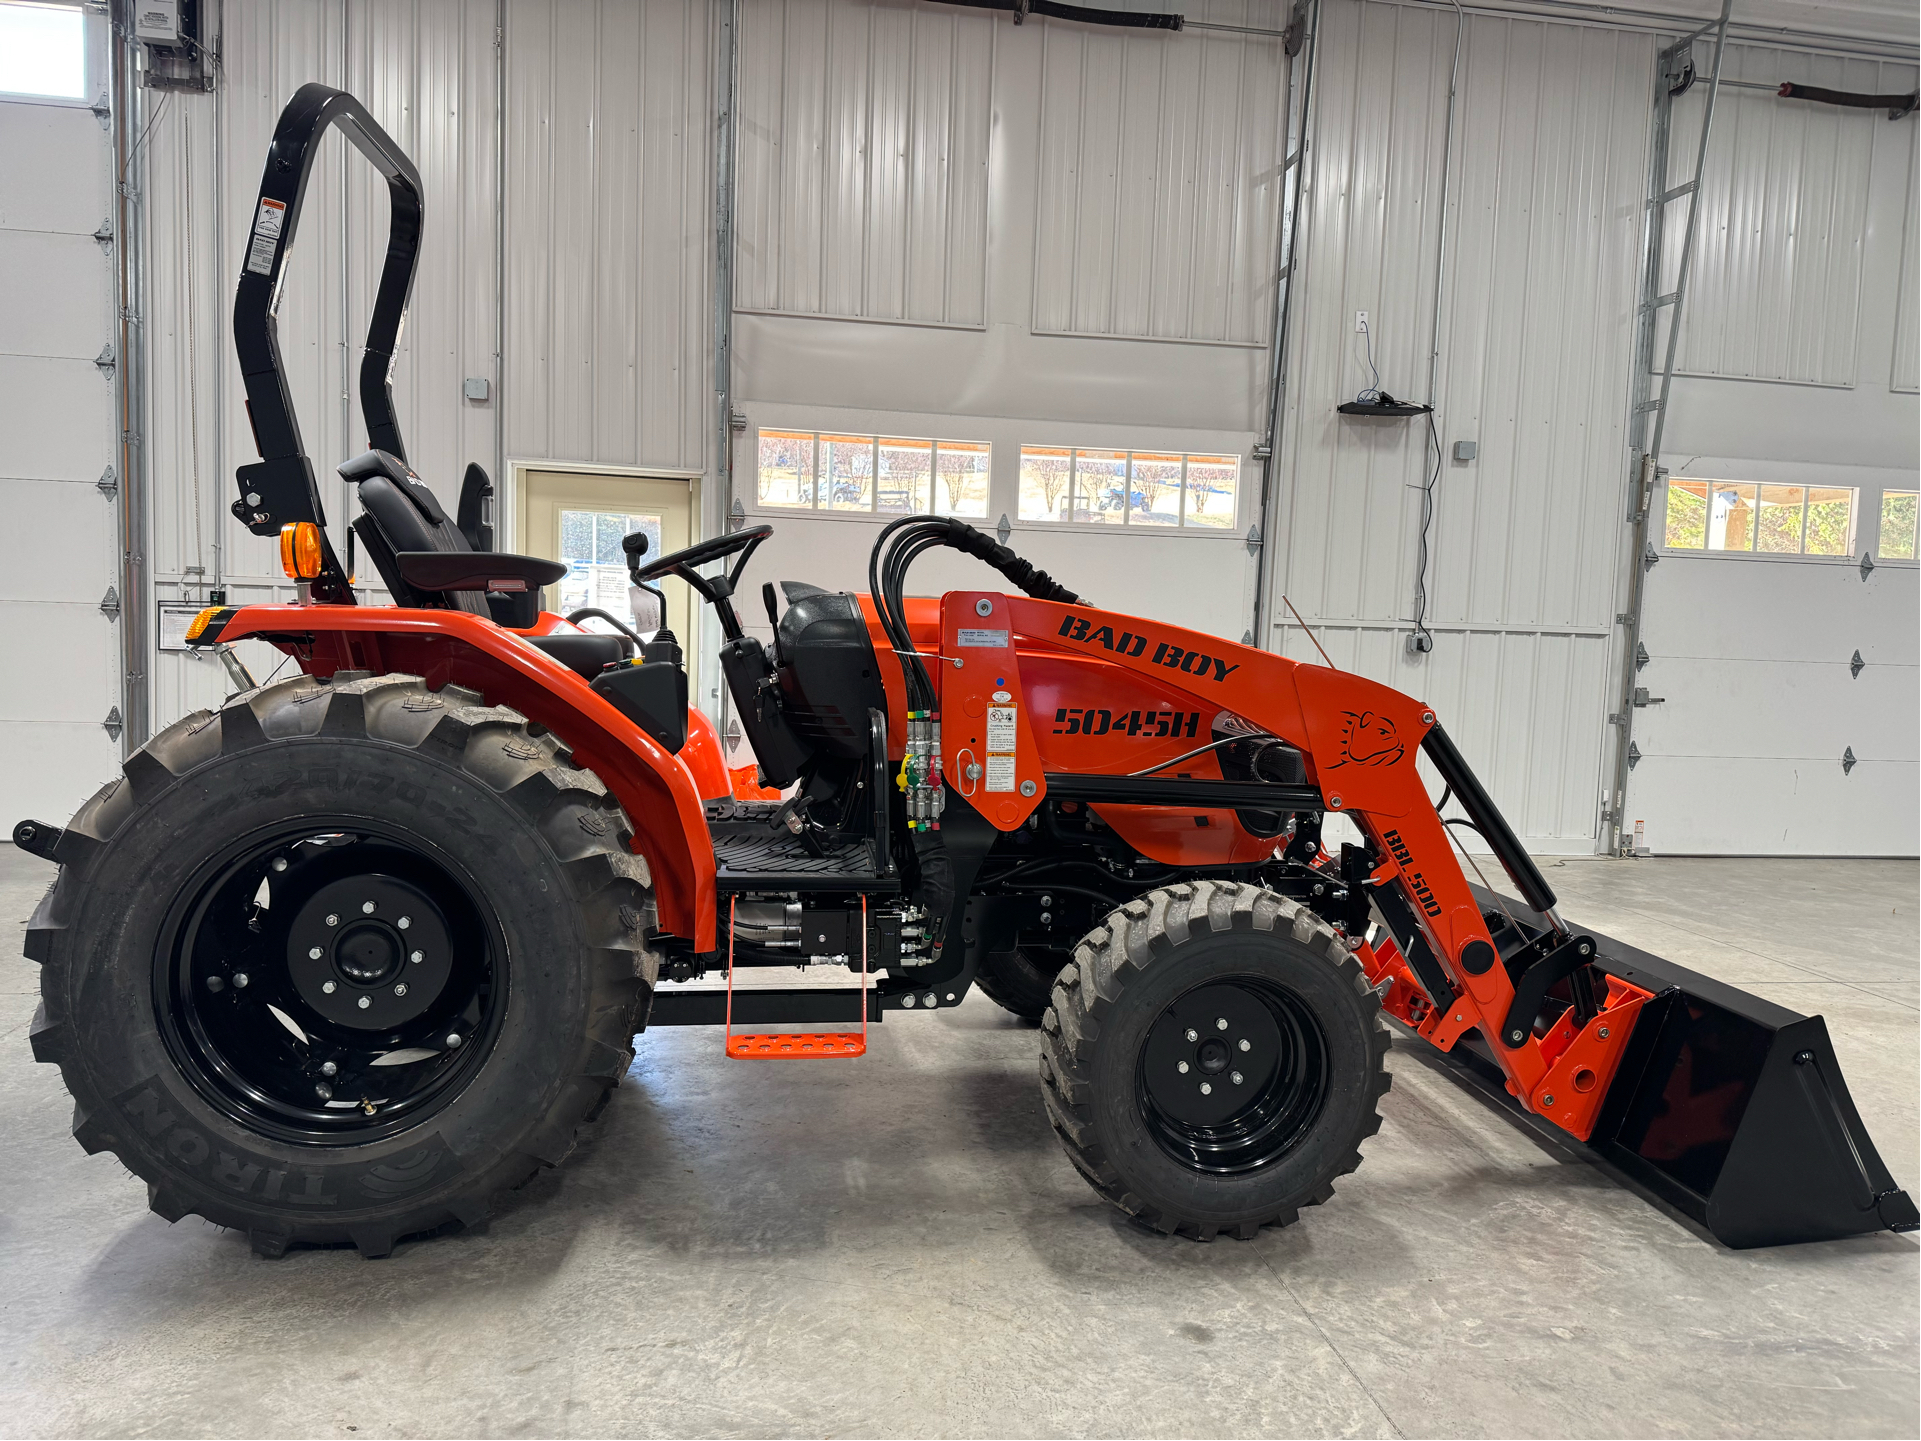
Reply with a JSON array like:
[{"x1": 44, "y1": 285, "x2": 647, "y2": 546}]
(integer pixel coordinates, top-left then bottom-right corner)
[
  {"x1": 1625, "y1": 478, "x2": 1920, "y2": 856},
  {"x1": 0, "y1": 21, "x2": 123, "y2": 830}
]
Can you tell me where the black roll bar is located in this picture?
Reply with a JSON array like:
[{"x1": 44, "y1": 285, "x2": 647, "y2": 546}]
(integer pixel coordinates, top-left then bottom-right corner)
[{"x1": 229, "y1": 83, "x2": 424, "y2": 600}]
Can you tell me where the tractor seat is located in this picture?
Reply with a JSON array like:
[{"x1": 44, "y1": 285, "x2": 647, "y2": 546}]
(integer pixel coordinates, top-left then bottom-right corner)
[{"x1": 340, "y1": 450, "x2": 632, "y2": 680}]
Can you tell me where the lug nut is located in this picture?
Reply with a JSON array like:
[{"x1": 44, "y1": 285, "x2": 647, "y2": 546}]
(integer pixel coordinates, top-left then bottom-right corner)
[
  {"x1": 394, "y1": 983, "x2": 408, "y2": 998},
  {"x1": 1215, "y1": 1017, "x2": 1228, "y2": 1031},
  {"x1": 1231, "y1": 1071, "x2": 1244, "y2": 1085},
  {"x1": 308, "y1": 947, "x2": 323, "y2": 960},
  {"x1": 1040, "y1": 912, "x2": 1053, "y2": 924},
  {"x1": 325, "y1": 913, "x2": 338, "y2": 927},
  {"x1": 206, "y1": 975, "x2": 225, "y2": 992},
  {"x1": 1238, "y1": 1038, "x2": 1251, "y2": 1052},
  {"x1": 271, "y1": 857, "x2": 288, "y2": 872},
  {"x1": 316, "y1": 1082, "x2": 333, "y2": 1100},
  {"x1": 1040, "y1": 895, "x2": 1053, "y2": 906},
  {"x1": 410, "y1": 951, "x2": 424, "y2": 965},
  {"x1": 321, "y1": 1061, "x2": 338, "y2": 1077},
  {"x1": 357, "y1": 996, "x2": 371, "y2": 1010},
  {"x1": 233, "y1": 972, "x2": 250, "y2": 988},
  {"x1": 397, "y1": 916, "x2": 411, "y2": 930},
  {"x1": 1199, "y1": 1082, "x2": 1212, "y2": 1095},
  {"x1": 1185, "y1": 1028, "x2": 1199, "y2": 1042},
  {"x1": 1177, "y1": 1061, "x2": 1190, "y2": 1074},
  {"x1": 322, "y1": 980, "x2": 337, "y2": 994},
  {"x1": 902, "y1": 994, "x2": 917, "y2": 1008},
  {"x1": 446, "y1": 1033, "x2": 462, "y2": 1048},
  {"x1": 362, "y1": 901, "x2": 376, "y2": 914}
]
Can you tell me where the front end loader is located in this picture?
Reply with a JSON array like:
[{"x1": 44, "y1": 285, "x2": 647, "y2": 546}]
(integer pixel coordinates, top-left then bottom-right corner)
[{"x1": 16, "y1": 85, "x2": 1914, "y2": 1257}]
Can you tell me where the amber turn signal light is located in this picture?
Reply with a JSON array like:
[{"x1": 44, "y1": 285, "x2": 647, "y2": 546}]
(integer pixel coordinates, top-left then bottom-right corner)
[{"x1": 279, "y1": 521, "x2": 323, "y2": 580}]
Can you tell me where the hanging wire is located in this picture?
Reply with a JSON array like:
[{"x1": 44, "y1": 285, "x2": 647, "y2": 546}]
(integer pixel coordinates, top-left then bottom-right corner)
[
  {"x1": 1354, "y1": 316, "x2": 1383, "y2": 405},
  {"x1": 1410, "y1": 410, "x2": 1441, "y2": 651},
  {"x1": 120, "y1": 88, "x2": 174, "y2": 185}
]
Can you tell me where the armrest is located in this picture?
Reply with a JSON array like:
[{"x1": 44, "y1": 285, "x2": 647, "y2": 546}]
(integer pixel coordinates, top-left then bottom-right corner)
[{"x1": 394, "y1": 551, "x2": 567, "y2": 595}]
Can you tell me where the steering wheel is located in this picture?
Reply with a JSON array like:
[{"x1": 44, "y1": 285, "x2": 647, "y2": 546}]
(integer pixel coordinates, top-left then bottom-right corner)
[{"x1": 625, "y1": 524, "x2": 772, "y2": 640}]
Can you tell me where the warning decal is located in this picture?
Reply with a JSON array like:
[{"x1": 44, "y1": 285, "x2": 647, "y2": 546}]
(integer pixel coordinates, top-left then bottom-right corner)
[
  {"x1": 986, "y1": 706, "x2": 1017, "y2": 752},
  {"x1": 246, "y1": 197, "x2": 287, "y2": 277},
  {"x1": 984, "y1": 755, "x2": 1017, "y2": 792}
]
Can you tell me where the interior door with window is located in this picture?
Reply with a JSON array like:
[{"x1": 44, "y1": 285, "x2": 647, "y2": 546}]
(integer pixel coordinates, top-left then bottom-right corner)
[{"x1": 517, "y1": 468, "x2": 697, "y2": 657}]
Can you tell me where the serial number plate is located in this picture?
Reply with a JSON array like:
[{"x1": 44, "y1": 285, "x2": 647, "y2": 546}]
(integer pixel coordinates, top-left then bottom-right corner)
[{"x1": 956, "y1": 628, "x2": 1009, "y2": 648}]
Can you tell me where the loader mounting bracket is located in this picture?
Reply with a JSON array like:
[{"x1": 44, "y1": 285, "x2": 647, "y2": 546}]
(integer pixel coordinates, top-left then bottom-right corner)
[{"x1": 1499, "y1": 934, "x2": 1598, "y2": 1048}]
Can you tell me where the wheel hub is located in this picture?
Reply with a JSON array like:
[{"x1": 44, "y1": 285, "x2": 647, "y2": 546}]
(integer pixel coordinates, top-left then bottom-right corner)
[
  {"x1": 335, "y1": 924, "x2": 399, "y2": 984},
  {"x1": 287, "y1": 874, "x2": 453, "y2": 1030},
  {"x1": 1136, "y1": 976, "x2": 1330, "y2": 1173}
]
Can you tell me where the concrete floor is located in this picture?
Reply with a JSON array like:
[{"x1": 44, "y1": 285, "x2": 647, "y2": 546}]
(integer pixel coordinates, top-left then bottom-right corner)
[{"x1": 2, "y1": 844, "x2": 1915, "y2": 1439}]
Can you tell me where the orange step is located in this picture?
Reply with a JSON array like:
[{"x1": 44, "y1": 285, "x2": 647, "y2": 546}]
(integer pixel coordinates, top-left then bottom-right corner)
[
  {"x1": 725, "y1": 1032, "x2": 867, "y2": 1059},
  {"x1": 723, "y1": 896, "x2": 869, "y2": 1060}
]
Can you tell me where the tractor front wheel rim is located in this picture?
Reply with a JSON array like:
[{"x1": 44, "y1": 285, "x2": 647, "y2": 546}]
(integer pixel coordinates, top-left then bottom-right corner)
[{"x1": 1135, "y1": 977, "x2": 1331, "y2": 1174}]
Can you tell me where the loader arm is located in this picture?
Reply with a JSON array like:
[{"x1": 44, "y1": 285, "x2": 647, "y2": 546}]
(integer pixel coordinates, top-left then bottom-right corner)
[{"x1": 936, "y1": 594, "x2": 1651, "y2": 1142}]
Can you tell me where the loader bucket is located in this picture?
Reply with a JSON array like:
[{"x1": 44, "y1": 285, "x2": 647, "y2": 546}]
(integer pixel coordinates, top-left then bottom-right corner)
[{"x1": 1448, "y1": 885, "x2": 1918, "y2": 1249}]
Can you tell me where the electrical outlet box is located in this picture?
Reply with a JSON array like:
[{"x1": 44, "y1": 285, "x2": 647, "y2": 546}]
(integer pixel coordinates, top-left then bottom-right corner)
[
  {"x1": 1406, "y1": 632, "x2": 1434, "y2": 655},
  {"x1": 463, "y1": 377, "x2": 491, "y2": 402},
  {"x1": 1453, "y1": 440, "x2": 1477, "y2": 462},
  {"x1": 1354, "y1": 310, "x2": 1370, "y2": 333},
  {"x1": 135, "y1": 0, "x2": 182, "y2": 44}
]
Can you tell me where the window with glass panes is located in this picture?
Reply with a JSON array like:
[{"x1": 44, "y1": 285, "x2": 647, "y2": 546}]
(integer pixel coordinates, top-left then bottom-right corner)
[
  {"x1": 1017, "y1": 447, "x2": 1239, "y2": 529},
  {"x1": 1664, "y1": 479, "x2": 1855, "y2": 555},
  {"x1": 755, "y1": 431, "x2": 989, "y2": 517},
  {"x1": 1880, "y1": 492, "x2": 1918, "y2": 560}
]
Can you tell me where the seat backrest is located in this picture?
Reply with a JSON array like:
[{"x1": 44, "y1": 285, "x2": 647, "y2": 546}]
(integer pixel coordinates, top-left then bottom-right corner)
[{"x1": 341, "y1": 450, "x2": 488, "y2": 615}]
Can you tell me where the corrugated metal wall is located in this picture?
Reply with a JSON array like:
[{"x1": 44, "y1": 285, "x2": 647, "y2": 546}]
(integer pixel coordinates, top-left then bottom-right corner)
[
  {"x1": 504, "y1": 0, "x2": 712, "y2": 472},
  {"x1": 1271, "y1": 5, "x2": 1654, "y2": 846},
  {"x1": 1670, "y1": 44, "x2": 1918, "y2": 388},
  {"x1": 735, "y1": 0, "x2": 993, "y2": 328},
  {"x1": 1031, "y1": 0, "x2": 1289, "y2": 345}
]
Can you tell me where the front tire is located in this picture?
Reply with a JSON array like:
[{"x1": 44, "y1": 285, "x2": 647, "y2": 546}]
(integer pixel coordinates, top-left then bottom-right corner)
[
  {"x1": 1040, "y1": 881, "x2": 1388, "y2": 1240},
  {"x1": 26, "y1": 673, "x2": 656, "y2": 1257},
  {"x1": 973, "y1": 944, "x2": 1067, "y2": 1021}
]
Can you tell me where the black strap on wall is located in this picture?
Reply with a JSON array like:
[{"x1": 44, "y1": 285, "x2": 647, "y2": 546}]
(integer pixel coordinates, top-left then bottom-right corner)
[
  {"x1": 1777, "y1": 81, "x2": 1918, "y2": 118},
  {"x1": 930, "y1": 0, "x2": 1182, "y2": 29}
]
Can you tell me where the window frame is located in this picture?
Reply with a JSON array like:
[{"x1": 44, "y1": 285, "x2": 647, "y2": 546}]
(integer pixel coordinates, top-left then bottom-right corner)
[
  {"x1": 1656, "y1": 473, "x2": 1921, "y2": 565},
  {"x1": 750, "y1": 428, "x2": 992, "y2": 521},
  {"x1": 0, "y1": 1, "x2": 104, "y2": 109},
  {"x1": 1877, "y1": 489, "x2": 1920, "y2": 562},
  {"x1": 1014, "y1": 444, "x2": 1244, "y2": 535}
]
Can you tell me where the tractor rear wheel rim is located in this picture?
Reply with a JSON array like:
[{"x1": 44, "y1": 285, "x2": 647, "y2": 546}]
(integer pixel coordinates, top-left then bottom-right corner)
[
  {"x1": 1135, "y1": 977, "x2": 1330, "y2": 1174},
  {"x1": 153, "y1": 818, "x2": 506, "y2": 1147}
]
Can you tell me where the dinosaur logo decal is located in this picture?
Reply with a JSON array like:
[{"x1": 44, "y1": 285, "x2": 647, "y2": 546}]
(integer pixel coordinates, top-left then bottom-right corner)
[{"x1": 1332, "y1": 711, "x2": 1404, "y2": 768}]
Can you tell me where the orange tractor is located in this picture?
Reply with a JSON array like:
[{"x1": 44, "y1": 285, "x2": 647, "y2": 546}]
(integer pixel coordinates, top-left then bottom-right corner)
[{"x1": 18, "y1": 86, "x2": 1914, "y2": 1258}]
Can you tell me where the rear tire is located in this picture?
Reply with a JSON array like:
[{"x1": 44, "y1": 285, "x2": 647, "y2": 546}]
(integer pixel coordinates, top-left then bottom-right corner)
[
  {"x1": 973, "y1": 944, "x2": 1066, "y2": 1021},
  {"x1": 26, "y1": 673, "x2": 657, "y2": 1258},
  {"x1": 1039, "y1": 880, "x2": 1388, "y2": 1240}
]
